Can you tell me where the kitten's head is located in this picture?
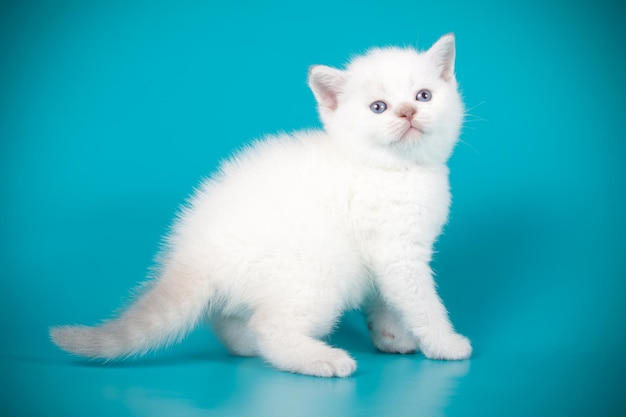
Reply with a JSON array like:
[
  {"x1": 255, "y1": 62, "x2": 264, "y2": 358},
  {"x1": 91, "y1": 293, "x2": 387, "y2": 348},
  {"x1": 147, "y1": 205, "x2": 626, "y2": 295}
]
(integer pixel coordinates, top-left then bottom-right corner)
[{"x1": 309, "y1": 34, "x2": 463, "y2": 166}]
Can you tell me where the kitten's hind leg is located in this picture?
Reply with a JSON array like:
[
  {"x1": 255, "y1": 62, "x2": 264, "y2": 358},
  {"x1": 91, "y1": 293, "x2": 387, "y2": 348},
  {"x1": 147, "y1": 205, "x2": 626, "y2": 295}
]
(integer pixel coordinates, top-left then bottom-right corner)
[
  {"x1": 249, "y1": 308, "x2": 356, "y2": 378},
  {"x1": 365, "y1": 296, "x2": 418, "y2": 354},
  {"x1": 211, "y1": 313, "x2": 258, "y2": 357}
]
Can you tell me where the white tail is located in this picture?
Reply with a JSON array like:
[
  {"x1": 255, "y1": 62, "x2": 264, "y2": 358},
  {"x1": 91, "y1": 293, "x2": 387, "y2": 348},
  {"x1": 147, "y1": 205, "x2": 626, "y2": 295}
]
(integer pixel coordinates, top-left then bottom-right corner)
[{"x1": 50, "y1": 261, "x2": 214, "y2": 359}]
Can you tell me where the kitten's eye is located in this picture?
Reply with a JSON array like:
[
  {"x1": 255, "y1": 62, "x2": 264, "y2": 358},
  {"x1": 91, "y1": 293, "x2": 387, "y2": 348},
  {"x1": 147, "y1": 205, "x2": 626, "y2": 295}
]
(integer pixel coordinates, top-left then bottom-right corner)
[
  {"x1": 416, "y1": 90, "x2": 432, "y2": 102},
  {"x1": 370, "y1": 101, "x2": 387, "y2": 114}
]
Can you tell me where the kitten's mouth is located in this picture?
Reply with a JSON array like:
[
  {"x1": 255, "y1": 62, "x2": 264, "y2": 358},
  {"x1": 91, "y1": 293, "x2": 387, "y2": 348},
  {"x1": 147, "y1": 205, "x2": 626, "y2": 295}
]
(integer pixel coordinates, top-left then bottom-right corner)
[{"x1": 400, "y1": 122, "x2": 425, "y2": 140}]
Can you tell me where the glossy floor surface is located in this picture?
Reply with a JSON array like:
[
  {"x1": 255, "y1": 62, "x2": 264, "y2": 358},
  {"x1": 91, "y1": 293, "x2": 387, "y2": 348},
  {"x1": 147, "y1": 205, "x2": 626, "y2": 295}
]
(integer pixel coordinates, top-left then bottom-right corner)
[
  {"x1": 4, "y1": 314, "x2": 626, "y2": 417},
  {"x1": 2, "y1": 1, "x2": 625, "y2": 416}
]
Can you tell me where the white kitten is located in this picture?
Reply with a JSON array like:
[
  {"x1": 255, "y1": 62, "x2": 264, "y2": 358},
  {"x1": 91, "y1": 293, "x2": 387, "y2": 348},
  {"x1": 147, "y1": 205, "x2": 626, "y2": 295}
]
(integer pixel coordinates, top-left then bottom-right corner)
[{"x1": 51, "y1": 34, "x2": 471, "y2": 377}]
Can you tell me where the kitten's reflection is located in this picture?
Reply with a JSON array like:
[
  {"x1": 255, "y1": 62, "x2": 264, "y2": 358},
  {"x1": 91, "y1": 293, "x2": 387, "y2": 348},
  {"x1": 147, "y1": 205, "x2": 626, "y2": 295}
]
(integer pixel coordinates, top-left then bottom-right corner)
[
  {"x1": 368, "y1": 358, "x2": 470, "y2": 417},
  {"x1": 123, "y1": 356, "x2": 469, "y2": 417},
  {"x1": 232, "y1": 357, "x2": 469, "y2": 417}
]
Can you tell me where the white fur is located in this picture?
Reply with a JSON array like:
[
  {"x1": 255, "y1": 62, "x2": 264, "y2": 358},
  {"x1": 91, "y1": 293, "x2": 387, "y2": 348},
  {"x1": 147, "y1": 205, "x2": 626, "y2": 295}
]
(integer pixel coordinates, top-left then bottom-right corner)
[{"x1": 50, "y1": 34, "x2": 471, "y2": 377}]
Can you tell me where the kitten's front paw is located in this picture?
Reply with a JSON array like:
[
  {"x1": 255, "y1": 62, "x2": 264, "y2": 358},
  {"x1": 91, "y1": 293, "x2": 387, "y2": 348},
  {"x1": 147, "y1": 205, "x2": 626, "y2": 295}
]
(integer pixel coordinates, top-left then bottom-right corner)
[
  {"x1": 300, "y1": 348, "x2": 357, "y2": 378},
  {"x1": 420, "y1": 332, "x2": 472, "y2": 360}
]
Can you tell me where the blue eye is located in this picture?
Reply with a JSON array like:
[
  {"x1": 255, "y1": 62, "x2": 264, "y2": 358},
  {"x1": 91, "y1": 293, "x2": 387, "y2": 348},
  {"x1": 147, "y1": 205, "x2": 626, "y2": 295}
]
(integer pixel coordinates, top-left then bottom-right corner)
[
  {"x1": 370, "y1": 101, "x2": 387, "y2": 113},
  {"x1": 416, "y1": 89, "x2": 432, "y2": 102}
]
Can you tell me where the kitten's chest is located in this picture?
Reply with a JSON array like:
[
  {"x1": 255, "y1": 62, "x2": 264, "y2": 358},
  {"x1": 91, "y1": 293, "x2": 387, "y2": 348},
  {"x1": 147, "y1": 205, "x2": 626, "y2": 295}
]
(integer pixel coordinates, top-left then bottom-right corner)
[{"x1": 347, "y1": 165, "x2": 451, "y2": 246}]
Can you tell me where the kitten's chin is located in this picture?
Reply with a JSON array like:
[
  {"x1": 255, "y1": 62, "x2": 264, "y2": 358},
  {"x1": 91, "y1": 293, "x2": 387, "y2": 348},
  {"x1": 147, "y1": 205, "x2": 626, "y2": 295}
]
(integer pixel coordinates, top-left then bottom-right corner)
[{"x1": 394, "y1": 126, "x2": 424, "y2": 144}]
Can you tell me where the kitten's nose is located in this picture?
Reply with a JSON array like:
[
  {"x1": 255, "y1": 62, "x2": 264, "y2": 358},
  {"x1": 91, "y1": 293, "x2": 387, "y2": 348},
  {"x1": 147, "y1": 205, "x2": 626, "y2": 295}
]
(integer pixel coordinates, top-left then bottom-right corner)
[{"x1": 396, "y1": 104, "x2": 416, "y2": 120}]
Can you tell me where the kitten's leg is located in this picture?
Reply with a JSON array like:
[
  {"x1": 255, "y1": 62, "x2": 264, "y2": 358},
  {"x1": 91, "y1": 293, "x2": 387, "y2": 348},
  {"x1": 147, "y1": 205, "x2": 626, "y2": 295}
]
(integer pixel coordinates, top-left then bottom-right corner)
[
  {"x1": 248, "y1": 307, "x2": 356, "y2": 377},
  {"x1": 365, "y1": 296, "x2": 418, "y2": 354},
  {"x1": 375, "y1": 259, "x2": 471, "y2": 360},
  {"x1": 211, "y1": 313, "x2": 258, "y2": 357}
]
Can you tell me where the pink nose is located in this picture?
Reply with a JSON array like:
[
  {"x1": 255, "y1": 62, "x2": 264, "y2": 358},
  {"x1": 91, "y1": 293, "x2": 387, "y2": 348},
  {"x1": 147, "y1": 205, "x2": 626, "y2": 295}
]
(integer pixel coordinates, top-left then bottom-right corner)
[{"x1": 397, "y1": 104, "x2": 416, "y2": 120}]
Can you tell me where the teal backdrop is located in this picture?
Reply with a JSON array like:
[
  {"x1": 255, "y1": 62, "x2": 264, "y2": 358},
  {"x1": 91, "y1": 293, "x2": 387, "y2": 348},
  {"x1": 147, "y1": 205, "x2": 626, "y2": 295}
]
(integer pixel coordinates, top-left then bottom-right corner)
[{"x1": 1, "y1": 1, "x2": 625, "y2": 416}]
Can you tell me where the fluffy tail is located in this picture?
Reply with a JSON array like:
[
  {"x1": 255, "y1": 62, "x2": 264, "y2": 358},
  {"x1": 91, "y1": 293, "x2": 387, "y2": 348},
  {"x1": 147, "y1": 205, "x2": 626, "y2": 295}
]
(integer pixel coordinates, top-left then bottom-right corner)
[{"x1": 50, "y1": 261, "x2": 214, "y2": 360}]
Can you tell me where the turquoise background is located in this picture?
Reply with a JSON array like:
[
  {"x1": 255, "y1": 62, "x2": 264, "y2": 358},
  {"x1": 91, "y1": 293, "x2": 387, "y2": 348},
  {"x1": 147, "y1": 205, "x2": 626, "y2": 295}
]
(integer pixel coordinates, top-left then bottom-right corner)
[{"x1": 1, "y1": 1, "x2": 625, "y2": 416}]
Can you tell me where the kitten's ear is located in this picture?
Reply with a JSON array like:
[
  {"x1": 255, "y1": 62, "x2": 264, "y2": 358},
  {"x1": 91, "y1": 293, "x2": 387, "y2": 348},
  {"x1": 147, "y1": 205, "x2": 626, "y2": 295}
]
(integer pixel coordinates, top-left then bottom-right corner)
[
  {"x1": 308, "y1": 65, "x2": 345, "y2": 111},
  {"x1": 426, "y1": 33, "x2": 456, "y2": 81}
]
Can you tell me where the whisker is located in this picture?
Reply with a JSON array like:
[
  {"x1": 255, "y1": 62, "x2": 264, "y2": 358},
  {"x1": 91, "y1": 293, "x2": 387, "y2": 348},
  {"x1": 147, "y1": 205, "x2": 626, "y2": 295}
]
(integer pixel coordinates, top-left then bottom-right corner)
[
  {"x1": 457, "y1": 138, "x2": 480, "y2": 156},
  {"x1": 464, "y1": 113, "x2": 489, "y2": 123},
  {"x1": 464, "y1": 100, "x2": 488, "y2": 125},
  {"x1": 463, "y1": 118, "x2": 488, "y2": 124},
  {"x1": 464, "y1": 101, "x2": 486, "y2": 114}
]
